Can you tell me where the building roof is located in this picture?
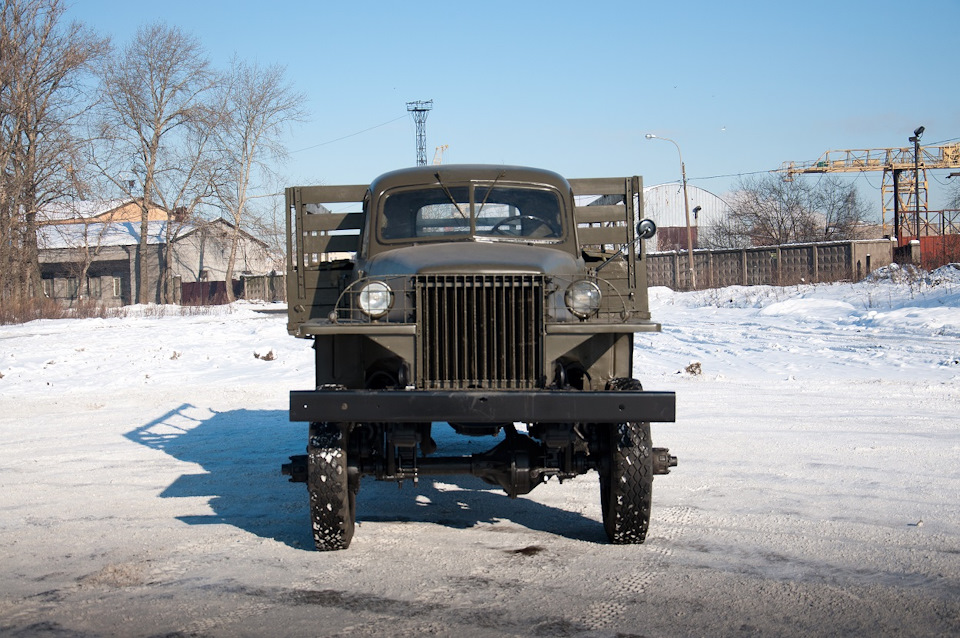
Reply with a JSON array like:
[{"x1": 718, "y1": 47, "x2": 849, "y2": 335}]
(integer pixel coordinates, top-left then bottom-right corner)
[
  {"x1": 37, "y1": 218, "x2": 267, "y2": 251},
  {"x1": 643, "y1": 183, "x2": 731, "y2": 229},
  {"x1": 38, "y1": 221, "x2": 169, "y2": 249},
  {"x1": 37, "y1": 199, "x2": 176, "y2": 231},
  {"x1": 38, "y1": 200, "x2": 131, "y2": 223}
]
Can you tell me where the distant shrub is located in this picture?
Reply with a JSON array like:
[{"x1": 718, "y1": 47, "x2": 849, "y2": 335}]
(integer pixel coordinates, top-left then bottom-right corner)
[
  {"x1": 0, "y1": 298, "x2": 234, "y2": 325},
  {"x1": 68, "y1": 298, "x2": 111, "y2": 320},
  {"x1": 0, "y1": 296, "x2": 67, "y2": 325}
]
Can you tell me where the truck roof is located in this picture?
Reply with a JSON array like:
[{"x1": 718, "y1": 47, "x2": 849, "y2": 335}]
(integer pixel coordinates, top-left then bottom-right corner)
[{"x1": 368, "y1": 164, "x2": 573, "y2": 198}]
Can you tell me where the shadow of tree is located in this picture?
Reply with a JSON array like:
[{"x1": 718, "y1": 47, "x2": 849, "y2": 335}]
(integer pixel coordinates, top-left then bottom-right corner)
[{"x1": 126, "y1": 406, "x2": 607, "y2": 550}]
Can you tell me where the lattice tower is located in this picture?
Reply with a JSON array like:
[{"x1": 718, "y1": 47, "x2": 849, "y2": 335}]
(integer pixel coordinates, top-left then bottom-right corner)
[{"x1": 406, "y1": 100, "x2": 433, "y2": 166}]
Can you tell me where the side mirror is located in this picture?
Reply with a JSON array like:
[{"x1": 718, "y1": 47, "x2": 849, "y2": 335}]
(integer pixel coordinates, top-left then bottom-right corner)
[{"x1": 637, "y1": 218, "x2": 657, "y2": 240}]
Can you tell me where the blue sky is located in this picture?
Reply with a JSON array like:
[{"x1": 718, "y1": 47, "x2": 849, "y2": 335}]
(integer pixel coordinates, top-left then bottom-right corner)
[{"x1": 66, "y1": 0, "x2": 960, "y2": 211}]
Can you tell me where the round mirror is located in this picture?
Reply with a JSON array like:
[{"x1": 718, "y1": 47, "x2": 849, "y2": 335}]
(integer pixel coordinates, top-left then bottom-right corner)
[{"x1": 636, "y1": 218, "x2": 657, "y2": 240}]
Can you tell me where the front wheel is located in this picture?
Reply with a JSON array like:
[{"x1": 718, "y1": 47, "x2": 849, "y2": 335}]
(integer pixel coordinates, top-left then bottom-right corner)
[
  {"x1": 307, "y1": 422, "x2": 357, "y2": 551},
  {"x1": 600, "y1": 421, "x2": 653, "y2": 544},
  {"x1": 599, "y1": 378, "x2": 653, "y2": 544}
]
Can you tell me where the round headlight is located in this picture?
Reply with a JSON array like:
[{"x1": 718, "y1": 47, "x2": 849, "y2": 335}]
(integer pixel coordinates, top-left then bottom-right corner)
[
  {"x1": 357, "y1": 281, "x2": 393, "y2": 317},
  {"x1": 565, "y1": 280, "x2": 601, "y2": 318}
]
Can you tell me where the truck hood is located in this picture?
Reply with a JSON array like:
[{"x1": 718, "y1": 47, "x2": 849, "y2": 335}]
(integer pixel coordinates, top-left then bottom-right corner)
[{"x1": 361, "y1": 242, "x2": 583, "y2": 277}]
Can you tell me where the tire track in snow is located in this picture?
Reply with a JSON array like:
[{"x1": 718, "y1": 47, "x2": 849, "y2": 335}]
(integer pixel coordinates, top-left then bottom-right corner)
[{"x1": 581, "y1": 505, "x2": 694, "y2": 630}]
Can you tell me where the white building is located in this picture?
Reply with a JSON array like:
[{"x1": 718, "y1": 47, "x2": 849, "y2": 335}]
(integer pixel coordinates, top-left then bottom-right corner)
[
  {"x1": 642, "y1": 183, "x2": 731, "y2": 252},
  {"x1": 37, "y1": 218, "x2": 274, "y2": 306}
]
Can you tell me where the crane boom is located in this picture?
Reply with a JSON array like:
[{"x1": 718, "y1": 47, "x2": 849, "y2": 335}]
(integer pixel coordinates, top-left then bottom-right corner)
[
  {"x1": 779, "y1": 143, "x2": 960, "y2": 242},
  {"x1": 780, "y1": 144, "x2": 960, "y2": 175}
]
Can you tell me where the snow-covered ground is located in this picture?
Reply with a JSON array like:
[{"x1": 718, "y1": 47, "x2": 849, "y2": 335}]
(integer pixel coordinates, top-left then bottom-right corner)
[{"x1": 1, "y1": 265, "x2": 959, "y2": 637}]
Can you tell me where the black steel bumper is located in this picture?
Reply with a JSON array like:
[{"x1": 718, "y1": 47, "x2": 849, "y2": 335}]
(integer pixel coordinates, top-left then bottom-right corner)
[{"x1": 290, "y1": 389, "x2": 675, "y2": 424}]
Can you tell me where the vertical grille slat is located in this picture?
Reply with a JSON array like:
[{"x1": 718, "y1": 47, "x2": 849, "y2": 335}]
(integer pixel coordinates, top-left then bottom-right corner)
[{"x1": 417, "y1": 274, "x2": 543, "y2": 390}]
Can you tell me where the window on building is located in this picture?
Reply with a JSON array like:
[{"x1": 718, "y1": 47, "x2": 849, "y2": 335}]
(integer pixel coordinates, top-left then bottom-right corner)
[
  {"x1": 113, "y1": 276, "x2": 123, "y2": 298},
  {"x1": 65, "y1": 277, "x2": 78, "y2": 299},
  {"x1": 87, "y1": 276, "x2": 102, "y2": 299},
  {"x1": 42, "y1": 277, "x2": 54, "y2": 298}
]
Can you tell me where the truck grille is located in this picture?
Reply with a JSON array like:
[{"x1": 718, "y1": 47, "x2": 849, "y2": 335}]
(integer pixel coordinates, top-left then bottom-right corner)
[{"x1": 416, "y1": 274, "x2": 544, "y2": 390}]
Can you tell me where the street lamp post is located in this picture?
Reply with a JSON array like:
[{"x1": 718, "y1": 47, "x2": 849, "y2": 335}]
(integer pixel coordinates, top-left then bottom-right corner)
[
  {"x1": 908, "y1": 126, "x2": 924, "y2": 245},
  {"x1": 645, "y1": 133, "x2": 696, "y2": 289}
]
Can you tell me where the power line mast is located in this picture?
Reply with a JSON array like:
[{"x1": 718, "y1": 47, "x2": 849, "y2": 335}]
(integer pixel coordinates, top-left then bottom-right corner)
[{"x1": 406, "y1": 100, "x2": 433, "y2": 166}]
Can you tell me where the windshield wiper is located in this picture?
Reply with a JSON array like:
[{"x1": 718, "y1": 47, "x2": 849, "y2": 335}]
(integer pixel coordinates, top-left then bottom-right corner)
[
  {"x1": 476, "y1": 170, "x2": 506, "y2": 218},
  {"x1": 434, "y1": 171, "x2": 468, "y2": 219}
]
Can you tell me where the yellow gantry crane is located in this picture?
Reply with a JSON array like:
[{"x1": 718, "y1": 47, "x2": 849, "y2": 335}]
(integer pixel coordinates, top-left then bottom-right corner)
[{"x1": 780, "y1": 140, "x2": 960, "y2": 242}]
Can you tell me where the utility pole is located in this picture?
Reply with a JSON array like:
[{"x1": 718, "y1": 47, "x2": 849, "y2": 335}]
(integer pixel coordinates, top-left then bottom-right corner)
[
  {"x1": 406, "y1": 100, "x2": 433, "y2": 166},
  {"x1": 645, "y1": 133, "x2": 697, "y2": 290}
]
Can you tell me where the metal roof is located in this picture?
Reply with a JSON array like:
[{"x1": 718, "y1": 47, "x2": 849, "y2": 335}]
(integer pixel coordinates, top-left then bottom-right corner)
[
  {"x1": 37, "y1": 199, "x2": 131, "y2": 223},
  {"x1": 38, "y1": 221, "x2": 170, "y2": 250},
  {"x1": 38, "y1": 218, "x2": 268, "y2": 251},
  {"x1": 642, "y1": 183, "x2": 731, "y2": 229}
]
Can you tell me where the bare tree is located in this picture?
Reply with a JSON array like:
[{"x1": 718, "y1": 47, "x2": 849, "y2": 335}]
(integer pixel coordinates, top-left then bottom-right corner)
[
  {"x1": 703, "y1": 174, "x2": 871, "y2": 248},
  {"x1": 94, "y1": 22, "x2": 217, "y2": 304},
  {"x1": 806, "y1": 176, "x2": 872, "y2": 242},
  {"x1": 947, "y1": 178, "x2": 960, "y2": 211},
  {"x1": 212, "y1": 58, "x2": 305, "y2": 301},
  {"x1": 244, "y1": 184, "x2": 289, "y2": 272},
  {"x1": 0, "y1": 0, "x2": 107, "y2": 307}
]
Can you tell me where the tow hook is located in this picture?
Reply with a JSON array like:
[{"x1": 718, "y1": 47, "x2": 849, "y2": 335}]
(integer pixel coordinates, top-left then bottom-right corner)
[
  {"x1": 282, "y1": 455, "x2": 307, "y2": 483},
  {"x1": 653, "y1": 448, "x2": 678, "y2": 475}
]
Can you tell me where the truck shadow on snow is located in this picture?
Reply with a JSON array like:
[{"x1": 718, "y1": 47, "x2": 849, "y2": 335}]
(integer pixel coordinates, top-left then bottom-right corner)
[{"x1": 125, "y1": 404, "x2": 606, "y2": 550}]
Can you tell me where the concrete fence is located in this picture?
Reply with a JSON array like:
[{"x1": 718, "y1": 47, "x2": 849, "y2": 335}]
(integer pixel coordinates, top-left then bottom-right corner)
[
  {"x1": 646, "y1": 239, "x2": 897, "y2": 290},
  {"x1": 242, "y1": 273, "x2": 286, "y2": 302},
  {"x1": 232, "y1": 242, "x2": 898, "y2": 302}
]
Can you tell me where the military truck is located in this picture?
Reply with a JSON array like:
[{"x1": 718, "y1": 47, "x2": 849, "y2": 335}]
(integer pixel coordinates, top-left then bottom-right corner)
[{"x1": 282, "y1": 165, "x2": 677, "y2": 550}]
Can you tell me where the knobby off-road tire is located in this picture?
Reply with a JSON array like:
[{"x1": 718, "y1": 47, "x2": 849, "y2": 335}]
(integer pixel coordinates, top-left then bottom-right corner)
[
  {"x1": 600, "y1": 378, "x2": 654, "y2": 544},
  {"x1": 307, "y1": 422, "x2": 356, "y2": 551}
]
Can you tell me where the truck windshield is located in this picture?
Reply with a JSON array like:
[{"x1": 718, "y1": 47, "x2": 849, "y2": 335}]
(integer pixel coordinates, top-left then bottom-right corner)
[{"x1": 379, "y1": 185, "x2": 563, "y2": 242}]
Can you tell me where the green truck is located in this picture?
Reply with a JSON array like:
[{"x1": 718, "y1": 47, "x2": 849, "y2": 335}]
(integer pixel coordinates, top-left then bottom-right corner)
[{"x1": 282, "y1": 164, "x2": 677, "y2": 550}]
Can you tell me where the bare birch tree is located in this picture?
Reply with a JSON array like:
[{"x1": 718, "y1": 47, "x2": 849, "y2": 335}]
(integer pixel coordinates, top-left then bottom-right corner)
[
  {"x1": 703, "y1": 174, "x2": 870, "y2": 248},
  {"x1": 213, "y1": 58, "x2": 305, "y2": 301},
  {"x1": 95, "y1": 22, "x2": 217, "y2": 304},
  {"x1": 0, "y1": 0, "x2": 107, "y2": 308}
]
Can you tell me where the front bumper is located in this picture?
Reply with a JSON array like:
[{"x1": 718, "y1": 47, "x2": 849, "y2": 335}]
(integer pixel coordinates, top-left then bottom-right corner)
[{"x1": 290, "y1": 388, "x2": 676, "y2": 424}]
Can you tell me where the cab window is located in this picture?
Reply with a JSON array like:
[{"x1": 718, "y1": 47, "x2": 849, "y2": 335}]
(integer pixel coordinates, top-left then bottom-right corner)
[{"x1": 379, "y1": 185, "x2": 562, "y2": 242}]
